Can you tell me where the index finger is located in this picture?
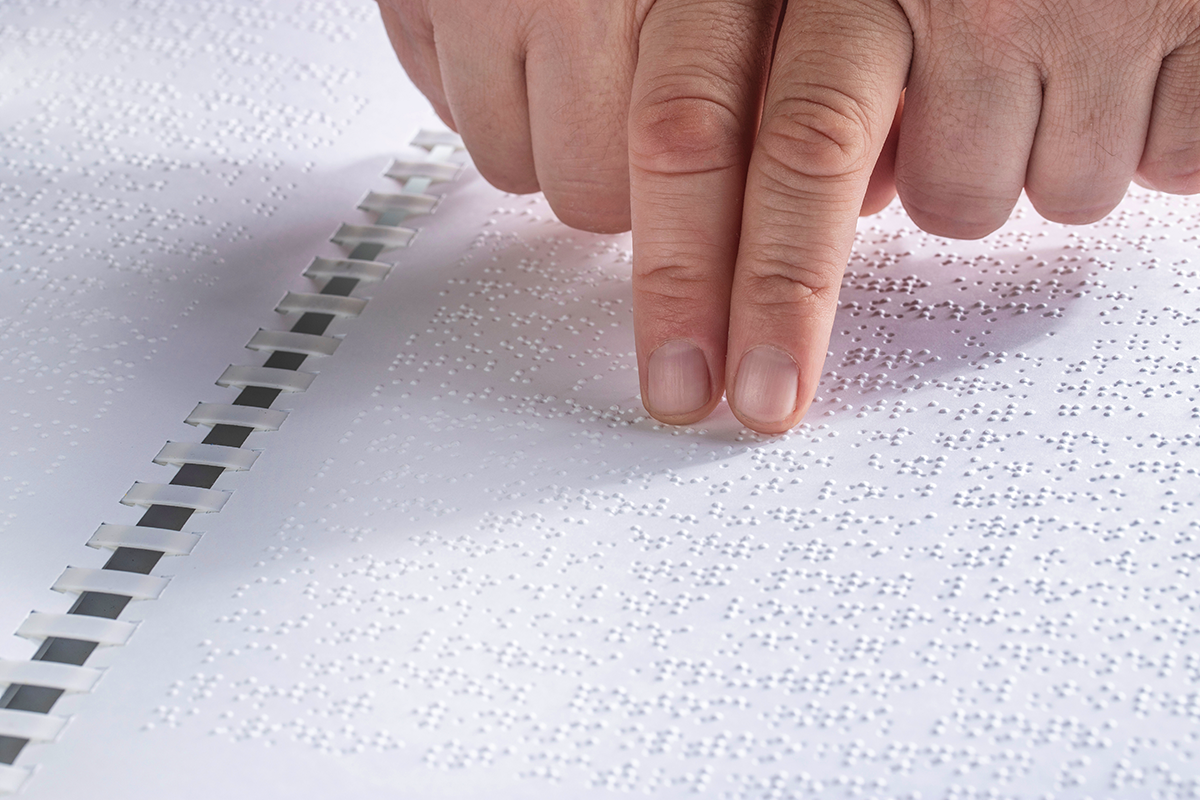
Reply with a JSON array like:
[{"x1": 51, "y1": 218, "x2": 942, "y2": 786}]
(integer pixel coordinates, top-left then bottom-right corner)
[
  {"x1": 628, "y1": 0, "x2": 781, "y2": 425},
  {"x1": 726, "y1": 0, "x2": 912, "y2": 433}
]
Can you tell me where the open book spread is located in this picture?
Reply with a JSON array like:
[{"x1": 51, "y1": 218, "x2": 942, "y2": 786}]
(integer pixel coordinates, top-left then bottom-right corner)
[{"x1": 2, "y1": 2, "x2": 1198, "y2": 797}]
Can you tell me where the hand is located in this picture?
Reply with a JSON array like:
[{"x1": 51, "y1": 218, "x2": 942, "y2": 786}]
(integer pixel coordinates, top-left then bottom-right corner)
[{"x1": 376, "y1": 0, "x2": 1200, "y2": 433}]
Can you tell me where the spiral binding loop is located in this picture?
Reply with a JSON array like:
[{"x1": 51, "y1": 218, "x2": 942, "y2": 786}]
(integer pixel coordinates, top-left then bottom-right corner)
[
  {"x1": 275, "y1": 291, "x2": 368, "y2": 318},
  {"x1": 356, "y1": 192, "x2": 437, "y2": 217},
  {"x1": 245, "y1": 330, "x2": 341, "y2": 357},
  {"x1": 0, "y1": 661, "x2": 101, "y2": 694},
  {"x1": 217, "y1": 365, "x2": 316, "y2": 393},
  {"x1": 331, "y1": 223, "x2": 417, "y2": 251},
  {"x1": 15, "y1": 613, "x2": 137, "y2": 646},
  {"x1": 0, "y1": 129, "x2": 465, "y2": 793},
  {"x1": 153, "y1": 442, "x2": 259, "y2": 471},
  {"x1": 120, "y1": 482, "x2": 231, "y2": 513},
  {"x1": 385, "y1": 159, "x2": 459, "y2": 184},
  {"x1": 87, "y1": 524, "x2": 201, "y2": 556},
  {"x1": 0, "y1": 764, "x2": 27, "y2": 793},
  {"x1": 0, "y1": 711, "x2": 65, "y2": 743},
  {"x1": 51, "y1": 568, "x2": 169, "y2": 601},
  {"x1": 303, "y1": 257, "x2": 392, "y2": 283},
  {"x1": 184, "y1": 403, "x2": 289, "y2": 431},
  {"x1": 410, "y1": 129, "x2": 467, "y2": 151}
]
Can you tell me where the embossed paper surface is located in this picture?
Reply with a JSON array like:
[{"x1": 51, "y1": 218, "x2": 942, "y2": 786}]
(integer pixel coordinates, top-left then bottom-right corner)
[{"x1": 2, "y1": 2, "x2": 1198, "y2": 798}]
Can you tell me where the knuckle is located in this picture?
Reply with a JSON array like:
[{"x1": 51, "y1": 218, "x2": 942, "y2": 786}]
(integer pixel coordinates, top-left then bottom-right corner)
[
  {"x1": 541, "y1": 135, "x2": 632, "y2": 232},
  {"x1": 634, "y1": 262, "x2": 729, "y2": 328},
  {"x1": 633, "y1": 259, "x2": 710, "y2": 286},
  {"x1": 1026, "y1": 169, "x2": 1127, "y2": 226},
  {"x1": 635, "y1": 289, "x2": 718, "y2": 329},
  {"x1": 629, "y1": 93, "x2": 745, "y2": 176},
  {"x1": 741, "y1": 247, "x2": 841, "y2": 309},
  {"x1": 544, "y1": 175, "x2": 631, "y2": 233},
  {"x1": 903, "y1": 206, "x2": 1006, "y2": 239},
  {"x1": 896, "y1": 181, "x2": 1011, "y2": 239},
  {"x1": 552, "y1": 205, "x2": 632, "y2": 234},
  {"x1": 1026, "y1": 193, "x2": 1118, "y2": 226},
  {"x1": 758, "y1": 92, "x2": 874, "y2": 183},
  {"x1": 1139, "y1": 150, "x2": 1200, "y2": 195},
  {"x1": 476, "y1": 161, "x2": 540, "y2": 195}
]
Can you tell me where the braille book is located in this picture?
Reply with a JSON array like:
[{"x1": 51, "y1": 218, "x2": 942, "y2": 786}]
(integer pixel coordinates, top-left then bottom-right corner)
[{"x1": 1, "y1": 2, "x2": 1197, "y2": 798}]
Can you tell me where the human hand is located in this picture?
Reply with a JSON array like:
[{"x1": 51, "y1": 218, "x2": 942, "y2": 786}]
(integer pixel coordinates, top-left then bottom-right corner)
[{"x1": 376, "y1": 0, "x2": 1200, "y2": 433}]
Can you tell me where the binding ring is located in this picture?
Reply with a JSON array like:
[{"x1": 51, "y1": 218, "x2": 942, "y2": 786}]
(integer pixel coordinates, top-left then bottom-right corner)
[{"x1": 245, "y1": 330, "x2": 341, "y2": 357}]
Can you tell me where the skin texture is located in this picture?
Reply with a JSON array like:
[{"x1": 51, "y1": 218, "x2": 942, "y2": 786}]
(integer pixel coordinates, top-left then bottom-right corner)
[{"x1": 376, "y1": 0, "x2": 1200, "y2": 433}]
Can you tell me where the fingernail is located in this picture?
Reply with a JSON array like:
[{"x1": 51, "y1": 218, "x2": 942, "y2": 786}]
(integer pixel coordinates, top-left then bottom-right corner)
[
  {"x1": 647, "y1": 340, "x2": 711, "y2": 418},
  {"x1": 734, "y1": 345, "x2": 799, "y2": 426}
]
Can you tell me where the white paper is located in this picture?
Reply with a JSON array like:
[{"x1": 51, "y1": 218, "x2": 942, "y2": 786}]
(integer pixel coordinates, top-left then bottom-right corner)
[{"x1": 3, "y1": 2, "x2": 1198, "y2": 798}]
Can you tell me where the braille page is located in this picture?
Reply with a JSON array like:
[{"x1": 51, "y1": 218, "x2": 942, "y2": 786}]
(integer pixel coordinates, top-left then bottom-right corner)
[
  {"x1": 0, "y1": 0, "x2": 436, "y2": 771},
  {"x1": 0, "y1": 0, "x2": 430, "y2": 663},
  {"x1": 4, "y1": 3, "x2": 1200, "y2": 800}
]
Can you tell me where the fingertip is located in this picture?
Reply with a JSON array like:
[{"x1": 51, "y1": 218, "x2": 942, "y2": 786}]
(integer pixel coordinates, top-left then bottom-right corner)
[
  {"x1": 728, "y1": 344, "x2": 803, "y2": 434},
  {"x1": 642, "y1": 340, "x2": 721, "y2": 425},
  {"x1": 643, "y1": 403, "x2": 720, "y2": 427}
]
